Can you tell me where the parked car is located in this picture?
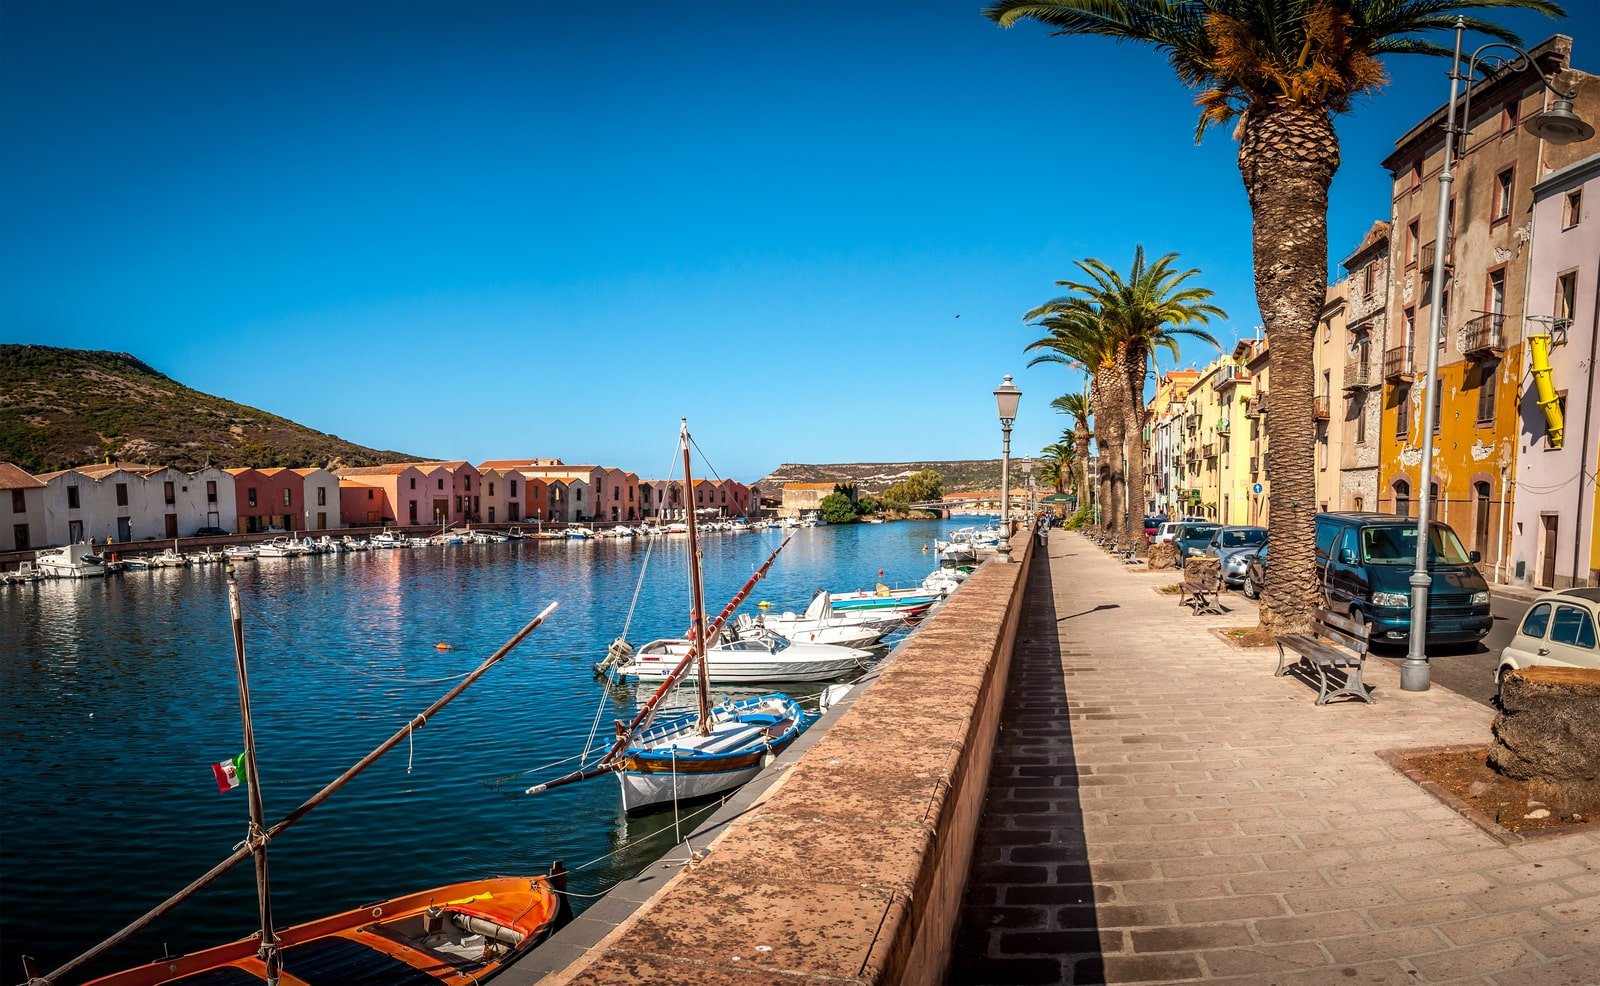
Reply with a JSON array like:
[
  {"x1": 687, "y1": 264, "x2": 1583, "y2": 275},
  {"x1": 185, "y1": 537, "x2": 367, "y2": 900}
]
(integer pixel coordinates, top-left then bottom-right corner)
[
  {"x1": 1206, "y1": 526, "x2": 1268, "y2": 587},
  {"x1": 1496, "y1": 587, "x2": 1600, "y2": 695},
  {"x1": 1153, "y1": 516, "x2": 1207, "y2": 546},
  {"x1": 1242, "y1": 543, "x2": 1268, "y2": 599},
  {"x1": 194, "y1": 526, "x2": 229, "y2": 537},
  {"x1": 1313, "y1": 512, "x2": 1491, "y2": 647},
  {"x1": 1173, "y1": 522, "x2": 1222, "y2": 559},
  {"x1": 1142, "y1": 515, "x2": 1168, "y2": 543}
]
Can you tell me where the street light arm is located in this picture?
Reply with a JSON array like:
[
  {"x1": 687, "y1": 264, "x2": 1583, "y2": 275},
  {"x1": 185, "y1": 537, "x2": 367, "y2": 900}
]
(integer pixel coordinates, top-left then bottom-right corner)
[{"x1": 1456, "y1": 41, "x2": 1578, "y2": 161}]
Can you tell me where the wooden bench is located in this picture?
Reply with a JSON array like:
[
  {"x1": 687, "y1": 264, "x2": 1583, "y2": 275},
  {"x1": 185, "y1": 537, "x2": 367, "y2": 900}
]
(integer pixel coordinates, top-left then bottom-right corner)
[
  {"x1": 1274, "y1": 607, "x2": 1373, "y2": 705},
  {"x1": 1178, "y1": 580, "x2": 1224, "y2": 615}
]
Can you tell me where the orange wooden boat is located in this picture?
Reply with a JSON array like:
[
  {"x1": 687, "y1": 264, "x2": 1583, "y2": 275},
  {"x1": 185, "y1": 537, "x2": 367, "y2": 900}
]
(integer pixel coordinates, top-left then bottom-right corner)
[{"x1": 81, "y1": 875, "x2": 560, "y2": 986}]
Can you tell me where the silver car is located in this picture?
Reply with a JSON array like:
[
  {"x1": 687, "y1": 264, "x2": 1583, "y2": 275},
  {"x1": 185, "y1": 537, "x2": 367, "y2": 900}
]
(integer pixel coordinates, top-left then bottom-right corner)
[{"x1": 1205, "y1": 526, "x2": 1268, "y2": 588}]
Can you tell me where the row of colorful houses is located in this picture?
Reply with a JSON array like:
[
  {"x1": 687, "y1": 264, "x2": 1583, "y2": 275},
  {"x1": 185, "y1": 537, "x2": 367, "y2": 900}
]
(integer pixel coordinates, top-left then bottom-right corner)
[
  {"x1": 0, "y1": 457, "x2": 756, "y2": 552},
  {"x1": 1143, "y1": 35, "x2": 1600, "y2": 591}
]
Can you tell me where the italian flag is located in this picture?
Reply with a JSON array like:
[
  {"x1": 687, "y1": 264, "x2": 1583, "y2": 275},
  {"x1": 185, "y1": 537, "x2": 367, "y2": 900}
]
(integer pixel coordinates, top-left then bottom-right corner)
[{"x1": 212, "y1": 754, "x2": 248, "y2": 793}]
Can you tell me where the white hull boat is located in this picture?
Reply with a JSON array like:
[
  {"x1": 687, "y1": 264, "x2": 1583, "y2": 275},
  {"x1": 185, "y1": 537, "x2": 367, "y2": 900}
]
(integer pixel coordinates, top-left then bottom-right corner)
[
  {"x1": 622, "y1": 629, "x2": 869, "y2": 684},
  {"x1": 615, "y1": 694, "x2": 804, "y2": 813},
  {"x1": 35, "y1": 543, "x2": 108, "y2": 579}
]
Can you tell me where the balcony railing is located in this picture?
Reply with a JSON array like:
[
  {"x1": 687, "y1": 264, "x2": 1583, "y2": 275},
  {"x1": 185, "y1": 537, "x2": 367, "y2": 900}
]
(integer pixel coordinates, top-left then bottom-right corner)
[
  {"x1": 1246, "y1": 393, "x2": 1268, "y2": 417},
  {"x1": 1202, "y1": 442, "x2": 1217, "y2": 458},
  {"x1": 1419, "y1": 233, "x2": 1454, "y2": 274},
  {"x1": 1314, "y1": 396, "x2": 1331, "y2": 420},
  {"x1": 1249, "y1": 457, "x2": 1259, "y2": 475},
  {"x1": 1384, "y1": 345, "x2": 1414, "y2": 381},
  {"x1": 1342, "y1": 361, "x2": 1377, "y2": 391},
  {"x1": 1459, "y1": 312, "x2": 1506, "y2": 357}
]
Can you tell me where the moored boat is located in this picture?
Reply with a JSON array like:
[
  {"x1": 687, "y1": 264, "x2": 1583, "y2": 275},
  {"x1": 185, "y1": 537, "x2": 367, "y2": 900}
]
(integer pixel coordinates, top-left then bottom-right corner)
[
  {"x1": 620, "y1": 627, "x2": 871, "y2": 684},
  {"x1": 35, "y1": 542, "x2": 109, "y2": 579},
  {"x1": 80, "y1": 875, "x2": 562, "y2": 986}
]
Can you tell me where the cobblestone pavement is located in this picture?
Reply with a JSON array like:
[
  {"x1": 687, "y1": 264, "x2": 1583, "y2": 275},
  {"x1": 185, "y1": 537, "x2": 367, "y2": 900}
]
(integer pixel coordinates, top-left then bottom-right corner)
[{"x1": 950, "y1": 531, "x2": 1600, "y2": 985}]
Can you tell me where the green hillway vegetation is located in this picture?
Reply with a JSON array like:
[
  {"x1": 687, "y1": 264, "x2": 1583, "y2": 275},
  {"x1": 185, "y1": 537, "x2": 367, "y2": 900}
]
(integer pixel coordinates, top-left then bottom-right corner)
[{"x1": 0, "y1": 344, "x2": 420, "y2": 474}]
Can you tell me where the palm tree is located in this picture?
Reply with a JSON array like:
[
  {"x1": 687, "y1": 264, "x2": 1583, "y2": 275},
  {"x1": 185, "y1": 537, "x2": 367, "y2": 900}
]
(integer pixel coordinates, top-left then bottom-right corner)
[
  {"x1": 1024, "y1": 302, "x2": 1118, "y2": 536},
  {"x1": 984, "y1": 0, "x2": 1558, "y2": 626},
  {"x1": 1051, "y1": 392, "x2": 1093, "y2": 514},
  {"x1": 1033, "y1": 248, "x2": 1224, "y2": 557},
  {"x1": 1039, "y1": 440, "x2": 1074, "y2": 494}
]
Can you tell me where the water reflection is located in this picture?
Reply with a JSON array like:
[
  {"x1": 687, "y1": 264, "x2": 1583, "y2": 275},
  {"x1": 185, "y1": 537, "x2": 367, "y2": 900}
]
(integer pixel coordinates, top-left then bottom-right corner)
[{"x1": 0, "y1": 519, "x2": 971, "y2": 981}]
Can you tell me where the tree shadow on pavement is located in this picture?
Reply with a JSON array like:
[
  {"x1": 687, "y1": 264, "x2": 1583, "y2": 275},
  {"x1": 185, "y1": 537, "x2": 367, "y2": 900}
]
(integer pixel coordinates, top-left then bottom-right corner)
[{"x1": 948, "y1": 538, "x2": 1104, "y2": 985}]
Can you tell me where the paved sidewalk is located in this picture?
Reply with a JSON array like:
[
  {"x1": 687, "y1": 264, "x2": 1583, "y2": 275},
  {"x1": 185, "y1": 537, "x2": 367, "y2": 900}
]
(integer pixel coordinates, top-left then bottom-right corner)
[{"x1": 951, "y1": 531, "x2": 1600, "y2": 985}]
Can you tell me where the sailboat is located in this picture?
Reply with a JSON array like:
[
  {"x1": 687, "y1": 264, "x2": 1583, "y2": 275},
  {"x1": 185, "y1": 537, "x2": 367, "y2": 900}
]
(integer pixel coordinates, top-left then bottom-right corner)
[
  {"x1": 530, "y1": 419, "x2": 808, "y2": 814},
  {"x1": 28, "y1": 575, "x2": 564, "y2": 986}
]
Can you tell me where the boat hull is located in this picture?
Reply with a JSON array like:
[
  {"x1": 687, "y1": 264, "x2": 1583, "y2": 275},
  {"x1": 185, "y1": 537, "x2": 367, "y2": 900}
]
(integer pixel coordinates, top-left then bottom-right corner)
[
  {"x1": 82, "y1": 875, "x2": 559, "y2": 985},
  {"x1": 618, "y1": 695, "x2": 804, "y2": 813}
]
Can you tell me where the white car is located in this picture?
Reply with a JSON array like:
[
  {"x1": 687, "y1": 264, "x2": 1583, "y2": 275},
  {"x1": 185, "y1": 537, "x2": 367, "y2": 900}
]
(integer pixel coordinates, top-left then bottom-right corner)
[
  {"x1": 1496, "y1": 587, "x2": 1600, "y2": 695},
  {"x1": 1152, "y1": 521, "x2": 1183, "y2": 545}
]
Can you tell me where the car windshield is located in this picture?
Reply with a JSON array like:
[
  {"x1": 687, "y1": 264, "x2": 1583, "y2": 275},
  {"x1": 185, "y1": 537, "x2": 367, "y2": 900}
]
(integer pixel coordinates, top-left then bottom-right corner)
[
  {"x1": 1361, "y1": 524, "x2": 1473, "y2": 567},
  {"x1": 1219, "y1": 529, "x2": 1266, "y2": 548},
  {"x1": 1184, "y1": 525, "x2": 1220, "y2": 539}
]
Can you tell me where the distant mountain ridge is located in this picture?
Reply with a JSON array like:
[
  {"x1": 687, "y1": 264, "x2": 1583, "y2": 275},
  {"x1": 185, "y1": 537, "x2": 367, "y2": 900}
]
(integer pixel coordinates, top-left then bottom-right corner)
[
  {"x1": 0, "y1": 344, "x2": 423, "y2": 474},
  {"x1": 755, "y1": 460, "x2": 1006, "y2": 495}
]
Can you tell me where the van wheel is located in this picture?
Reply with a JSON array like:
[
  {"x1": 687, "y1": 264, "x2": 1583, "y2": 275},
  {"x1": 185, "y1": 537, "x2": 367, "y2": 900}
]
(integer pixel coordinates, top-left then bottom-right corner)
[{"x1": 1243, "y1": 574, "x2": 1258, "y2": 600}]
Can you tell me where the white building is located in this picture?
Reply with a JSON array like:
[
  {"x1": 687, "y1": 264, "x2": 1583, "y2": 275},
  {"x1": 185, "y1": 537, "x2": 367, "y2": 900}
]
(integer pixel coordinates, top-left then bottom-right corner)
[
  {"x1": 1, "y1": 462, "x2": 48, "y2": 552},
  {"x1": 36, "y1": 463, "x2": 239, "y2": 546},
  {"x1": 292, "y1": 468, "x2": 341, "y2": 531}
]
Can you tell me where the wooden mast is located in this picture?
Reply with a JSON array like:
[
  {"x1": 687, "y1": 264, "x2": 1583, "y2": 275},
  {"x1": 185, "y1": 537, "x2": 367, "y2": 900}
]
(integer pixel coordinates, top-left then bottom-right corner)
[
  {"x1": 226, "y1": 567, "x2": 280, "y2": 985},
  {"x1": 679, "y1": 418, "x2": 712, "y2": 731}
]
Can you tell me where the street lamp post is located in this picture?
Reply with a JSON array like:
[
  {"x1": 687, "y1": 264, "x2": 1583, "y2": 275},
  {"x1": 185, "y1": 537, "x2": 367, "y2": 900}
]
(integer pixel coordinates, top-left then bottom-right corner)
[
  {"x1": 1403, "y1": 19, "x2": 1594, "y2": 692},
  {"x1": 994, "y1": 375, "x2": 1022, "y2": 561}
]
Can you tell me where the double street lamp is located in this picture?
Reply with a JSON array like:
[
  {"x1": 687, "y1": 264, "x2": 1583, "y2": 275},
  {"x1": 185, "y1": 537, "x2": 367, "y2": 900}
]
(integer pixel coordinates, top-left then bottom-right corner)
[
  {"x1": 1403, "y1": 19, "x2": 1593, "y2": 691},
  {"x1": 994, "y1": 375, "x2": 1022, "y2": 559}
]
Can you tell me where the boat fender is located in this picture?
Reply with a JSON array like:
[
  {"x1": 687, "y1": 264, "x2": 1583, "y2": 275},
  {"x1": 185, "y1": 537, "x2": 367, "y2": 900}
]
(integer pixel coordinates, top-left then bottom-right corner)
[{"x1": 451, "y1": 912, "x2": 526, "y2": 947}]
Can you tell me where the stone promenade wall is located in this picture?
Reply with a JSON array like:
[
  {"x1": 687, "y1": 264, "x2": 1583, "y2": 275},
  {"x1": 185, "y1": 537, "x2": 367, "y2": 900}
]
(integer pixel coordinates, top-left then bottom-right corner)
[{"x1": 544, "y1": 534, "x2": 1034, "y2": 985}]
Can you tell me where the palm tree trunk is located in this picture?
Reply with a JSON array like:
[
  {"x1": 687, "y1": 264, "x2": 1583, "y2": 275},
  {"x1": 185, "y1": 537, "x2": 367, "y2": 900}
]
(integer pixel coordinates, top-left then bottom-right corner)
[
  {"x1": 1122, "y1": 350, "x2": 1150, "y2": 559},
  {"x1": 1073, "y1": 419, "x2": 1091, "y2": 519},
  {"x1": 1098, "y1": 366, "x2": 1127, "y2": 546},
  {"x1": 1238, "y1": 102, "x2": 1338, "y2": 634}
]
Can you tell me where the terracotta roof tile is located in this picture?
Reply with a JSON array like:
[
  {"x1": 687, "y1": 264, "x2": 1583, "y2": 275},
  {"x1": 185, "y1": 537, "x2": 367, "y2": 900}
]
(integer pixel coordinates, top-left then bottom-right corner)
[{"x1": 0, "y1": 462, "x2": 45, "y2": 489}]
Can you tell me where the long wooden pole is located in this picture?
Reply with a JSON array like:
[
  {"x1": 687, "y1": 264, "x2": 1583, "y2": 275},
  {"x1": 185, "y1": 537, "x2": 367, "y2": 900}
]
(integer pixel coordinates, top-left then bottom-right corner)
[
  {"x1": 680, "y1": 418, "x2": 711, "y2": 730},
  {"x1": 526, "y1": 535, "x2": 791, "y2": 796},
  {"x1": 226, "y1": 570, "x2": 279, "y2": 985},
  {"x1": 34, "y1": 600, "x2": 560, "y2": 986}
]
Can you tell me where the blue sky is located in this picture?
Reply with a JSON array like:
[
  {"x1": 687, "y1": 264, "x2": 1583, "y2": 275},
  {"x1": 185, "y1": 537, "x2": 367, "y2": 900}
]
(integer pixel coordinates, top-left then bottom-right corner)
[{"x1": 4, "y1": 1, "x2": 1596, "y2": 481}]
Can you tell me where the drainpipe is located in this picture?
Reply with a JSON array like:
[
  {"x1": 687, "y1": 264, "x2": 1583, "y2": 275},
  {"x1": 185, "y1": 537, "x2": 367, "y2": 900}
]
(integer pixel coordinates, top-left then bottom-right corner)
[
  {"x1": 1576, "y1": 262, "x2": 1600, "y2": 586},
  {"x1": 1497, "y1": 465, "x2": 1511, "y2": 585}
]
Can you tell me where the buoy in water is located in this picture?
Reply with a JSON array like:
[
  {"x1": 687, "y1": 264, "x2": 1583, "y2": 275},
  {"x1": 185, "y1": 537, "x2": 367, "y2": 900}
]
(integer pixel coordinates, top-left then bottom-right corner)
[
  {"x1": 758, "y1": 600, "x2": 770, "y2": 609},
  {"x1": 435, "y1": 642, "x2": 453, "y2": 652}
]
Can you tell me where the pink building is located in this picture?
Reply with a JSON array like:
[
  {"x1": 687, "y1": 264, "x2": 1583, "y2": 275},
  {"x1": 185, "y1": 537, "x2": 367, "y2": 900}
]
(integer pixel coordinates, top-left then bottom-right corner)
[
  {"x1": 339, "y1": 480, "x2": 392, "y2": 526},
  {"x1": 227, "y1": 467, "x2": 307, "y2": 533}
]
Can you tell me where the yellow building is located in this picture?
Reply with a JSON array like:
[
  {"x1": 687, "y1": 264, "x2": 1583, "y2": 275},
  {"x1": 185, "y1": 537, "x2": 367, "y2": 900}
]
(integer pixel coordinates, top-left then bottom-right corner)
[{"x1": 1185, "y1": 348, "x2": 1257, "y2": 524}]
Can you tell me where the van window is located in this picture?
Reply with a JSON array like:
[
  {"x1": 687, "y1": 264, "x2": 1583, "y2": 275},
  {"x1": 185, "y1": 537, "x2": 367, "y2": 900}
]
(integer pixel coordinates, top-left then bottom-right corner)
[
  {"x1": 1361, "y1": 524, "x2": 1472, "y2": 566},
  {"x1": 1549, "y1": 606, "x2": 1597, "y2": 649},
  {"x1": 1315, "y1": 518, "x2": 1343, "y2": 561},
  {"x1": 1519, "y1": 603, "x2": 1551, "y2": 639}
]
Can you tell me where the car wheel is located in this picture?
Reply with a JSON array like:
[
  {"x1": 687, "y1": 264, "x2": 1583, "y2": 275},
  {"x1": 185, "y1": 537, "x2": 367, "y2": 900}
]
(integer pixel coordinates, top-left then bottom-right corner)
[
  {"x1": 1243, "y1": 574, "x2": 1258, "y2": 600},
  {"x1": 1495, "y1": 666, "x2": 1511, "y2": 706}
]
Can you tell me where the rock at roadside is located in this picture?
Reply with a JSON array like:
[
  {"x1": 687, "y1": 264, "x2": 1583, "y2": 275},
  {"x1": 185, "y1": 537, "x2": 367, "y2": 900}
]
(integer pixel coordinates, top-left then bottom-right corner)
[
  {"x1": 1148, "y1": 541, "x2": 1179, "y2": 570},
  {"x1": 1489, "y1": 666, "x2": 1600, "y2": 782},
  {"x1": 1183, "y1": 556, "x2": 1220, "y2": 585}
]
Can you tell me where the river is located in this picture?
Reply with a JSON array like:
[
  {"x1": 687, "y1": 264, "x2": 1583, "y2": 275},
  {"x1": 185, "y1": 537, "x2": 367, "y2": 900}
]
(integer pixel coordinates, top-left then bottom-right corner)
[{"x1": 0, "y1": 519, "x2": 971, "y2": 982}]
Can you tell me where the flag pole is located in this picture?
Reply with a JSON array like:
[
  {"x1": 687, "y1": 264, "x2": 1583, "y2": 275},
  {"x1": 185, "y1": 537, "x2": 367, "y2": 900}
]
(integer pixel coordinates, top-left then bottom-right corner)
[{"x1": 226, "y1": 565, "x2": 280, "y2": 985}]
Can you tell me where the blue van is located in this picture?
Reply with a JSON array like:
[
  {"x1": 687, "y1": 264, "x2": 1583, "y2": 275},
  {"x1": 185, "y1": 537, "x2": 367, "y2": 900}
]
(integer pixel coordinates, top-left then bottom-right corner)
[{"x1": 1313, "y1": 512, "x2": 1492, "y2": 646}]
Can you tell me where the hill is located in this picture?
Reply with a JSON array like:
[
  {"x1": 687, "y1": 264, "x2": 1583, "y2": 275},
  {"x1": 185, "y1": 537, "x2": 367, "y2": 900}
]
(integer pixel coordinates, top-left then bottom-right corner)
[
  {"x1": 0, "y1": 345, "x2": 424, "y2": 473},
  {"x1": 755, "y1": 460, "x2": 1008, "y2": 496}
]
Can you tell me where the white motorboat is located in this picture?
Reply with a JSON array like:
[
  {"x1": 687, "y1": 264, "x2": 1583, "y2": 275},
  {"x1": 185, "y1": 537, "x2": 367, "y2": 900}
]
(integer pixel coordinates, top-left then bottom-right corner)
[
  {"x1": 758, "y1": 590, "x2": 914, "y2": 637},
  {"x1": 731, "y1": 612, "x2": 886, "y2": 649},
  {"x1": 35, "y1": 543, "x2": 108, "y2": 579},
  {"x1": 566, "y1": 527, "x2": 596, "y2": 540},
  {"x1": 369, "y1": 531, "x2": 406, "y2": 549},
  {"x1": 605, "y1": 526, "x2": 636, "y2": 538},
  {"x1": 3, "y1": 561, "x2": 47, "y2": 584},
  {"x1": 255, "y1": 537, "x2": 303, "y2": 558},
  {"x1": 222, "y1": 544, "x2": 258, "y2": 561},
  {"x1": 150, "y1": 547, "x2": 191, "y2": 568},
  {"x1": 340, "y1": 535, "x2": 369, "y2": 551},
  {"x1": 620, "y1": 626, "x2": 871, "y2": 684}
]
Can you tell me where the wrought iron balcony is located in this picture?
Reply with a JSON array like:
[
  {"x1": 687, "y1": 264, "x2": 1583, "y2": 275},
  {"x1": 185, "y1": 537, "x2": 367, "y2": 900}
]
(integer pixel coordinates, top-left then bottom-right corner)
[
  {"x1": 1419, "y1": 233, "x2": 1454, "y2": 274},
  {"x1": 1202, "y1": 442, "x2": 1217, "y2": 458},
  {"x1": 1384, "y1": 346, "x2": 1414, "y2": 381},
  {"x1": 1314, "y1": 396, "x2": 1331, "y2": 420},
  {"x1": 1459, "y1": 312, "x2": 1506, "y2": 357},
  {"x1": 1246, "y1": 393, "x2": 1268, "y2": 417},
  {"x1": 1342, "y1": 361, "x2": 1377, "y2": 391}
]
